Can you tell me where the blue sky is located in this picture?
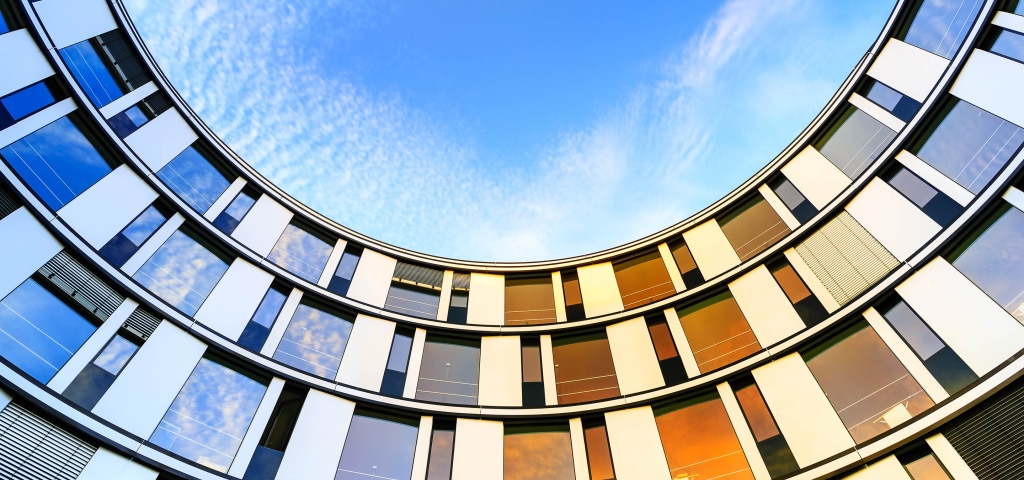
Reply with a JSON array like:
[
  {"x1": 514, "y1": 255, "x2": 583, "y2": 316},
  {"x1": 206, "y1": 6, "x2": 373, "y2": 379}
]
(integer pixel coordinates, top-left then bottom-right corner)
[{"x1": 124, "y1": 0, "x2": 895, "y2": 261}]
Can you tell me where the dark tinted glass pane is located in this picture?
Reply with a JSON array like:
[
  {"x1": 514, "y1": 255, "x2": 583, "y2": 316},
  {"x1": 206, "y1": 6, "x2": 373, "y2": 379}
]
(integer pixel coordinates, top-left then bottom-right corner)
[
  {"x1": 866, "y1": 82, "x2": 902, "y2": 111},
  {"x1": 734, "y1": 384, "x2": 780, "y2": 442},
  {"x1": 669, "y1": 242, "x2": 705, "y2": 287},
  {"x1": 122, "y1": 205, "x2": 169, "y2": 246},
  {"x1": 335, "y1": 415, "x2": 418, "y2": 480},
  {"x1": 327, "y1": 249, "x2": 361, "y2": 295},
  {"x1": 584, "y1": 426, "x2": 615, "y2": 480},
  {"x1": 386, "y1": 332, "x2": 413, "y2": 373},
  {"x1": 720, "y1": 197, "x2": 792, "y2": 261},
  {"x1": 416, "y1": 339, "x2": 480, "y2": 405},
  {"x1": 250, "y1": 287, "x2": 288, "y2": 329},
  {"x1": 676, "y1": 292, "x2": 760, "y2": 373},
  {"x1": 522, "y1": 345, "x2": 542, "y2": 382},
  {"x1": 0, "y1": 117, "x2": 112, "y2": 210},
  {"x1": 133, "y1": 231, "x2": 229, "y2": 316},
  {"x1": 59, "y1": 40, "x2": 124, "y2": 107},
  {"x1": 273, "y1": 304, "x2": 353, "y2": 378},
  {"x1": 614, "y1": 252, "x2": 676, "y2": 309},
  {"x1": 505, "y1": 277, "x2": 557, "y2": 325},
  {"x1": 425, "y1": 429, "x2": 455, "y2": 480},
  {"x1": 990, "y1": 28, "x2": 1024, "y2": 63},
  {"x1": 889, "y1": 168, "x2": 938, "y2": 207},
  {"x1": 552, "y1": 335, "x2": 619, "y2": 404},
  {"x1": 951, "y1": 206, "x2": 1024, "y2": 321},
  {"x1": 1, "y1": 82, "x2": 56, "y2": 121},
  {"x1": 0, "y1": 279, "x2": 96, "y2": 382},
  {"x1": 385, "y1": 283, "x2": 440, "y2": 319},
  {"x1": 267, "y1": 224, "x2": 333, "y2": 283},
  {"x1": 63, "y1": 363, "x2": 115, "y2": 410},
  {"x1": 903, "y1": 0, "x2": 983, "y2": 59},
  {"x1": 655, "y1": 397, "x2": 754, "y2": 480},
  {"x1": 818, "y1": 109, "x2": 896, "y2": 179},
  {"x1": 881, "y1": 301, "x2": 945, "y2": 360},
  {"x1": 772, "y1": 178, "x2": 807, "y2": 211},
  {"x1": 504, "y1": 429, "x2": 575, "y2": 480},
  {"x1": 905, "y1": 453, "x2": 952, "y2": 479},
  {"x1": 156, "y1": 146, "x2": 231, "y2": 213}
]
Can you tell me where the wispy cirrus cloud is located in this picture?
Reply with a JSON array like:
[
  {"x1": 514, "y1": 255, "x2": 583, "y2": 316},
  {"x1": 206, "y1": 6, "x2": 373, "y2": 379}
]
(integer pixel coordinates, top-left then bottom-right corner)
[{"x1": 124, "y1": 0, "x2": 891, "y2": 261}]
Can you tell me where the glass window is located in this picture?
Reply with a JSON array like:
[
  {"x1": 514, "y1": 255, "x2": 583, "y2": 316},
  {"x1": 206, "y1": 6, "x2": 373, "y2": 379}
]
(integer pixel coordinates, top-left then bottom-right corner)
[
  {"x1": 212, "y1": 189, "x2": 257, "y2": 235},
  {"x1": 99, "y1": 202, "x2": 172, "y2": 268},
  {"x1": 720, "y1": 195, "x2": 793, "y2": 261},
  {"x1": 246, "y1": 386, "x2": 306, "y2": 480},
  {"x1": 583, "y1": 424, "x2": 615, "y2": 480},
  {"x1": 552, "y1": 332, "x2": 619, "y2": 404},
  {"x1": 804, "y1": 322, "x2": 934, "y2": 443},
  {"x1": 992, "y1": 27, "x2": 1024, "y2": 62},
  {"x1": 733, "y1": 381, "x2": 799, "y2": 478},
  {"x1": 654, "y1": 394, "x2": 755, "y2": 480},
  {"x1": 0, "y1": 8, "x2": 8, "y2": 34},
  {"x1": 150, "y1": 358, "x2": 267, "y2": 473},
  {"x1": 505, "y1": 277, "x2": 557, "y2": 325},
  {"x1": 864, "y1": 80, "x2": 921, "y2": 123},
  {"x1": 237, "y1": 284, "x2": 290, "y2": 352},
  {"x1": 560, "y1": 270, "x2": 585, "y2": 321},
  {"x1": 385, "y1": 282, "x2": 441, "y2": 320},
  {"x1": 0, "y1": 116, "x2": 114, "y2": 211},
  {"x1": 768, "y1": 258, "x2": 828, "y2": 327},
  {"x1": 903, "y1": 453, "x2": 952, "y2": 479},
  {"x1": 879, "y1": 296, "x2": 977, "y2": 394},
  {"x1": 769, "y1": 176, "x2": 817, "y2": 224},
  {"x1": 381, "y1": 327, "x2": 414, "y2": 396},
  {"x1": 335, "y1": 412, "x2": 418, "y2": 480},
  {"x1": 447, "y1": 273, "x2": 471, "y2": 324},
  {"x1": 273, "y1": 303, "x2": 354, "y2": 378},
  {"x1": 521, "y1": 337, "x2": 545, "y2": 407},
  {"x1": 647, "y1": 316, "x2": 687, "y2": 386},
  {"x1": 425, "y1": 421, "x2": 456, "y2": 480},
  {"x1": 816, "y1": 107, "x2": 896, "y2": 179},
  {"x1": 669, "y1": 239, "x2": 705, "y2": 288},
  {"x1": 676, "y1": 291, "x2": 761, "y2": 374},
  {"x1": 0, "y1": 81, "x2": 58, "y2": 130},
  {"x1": 133, "y1": 229, "x2": 230, "y2": 316},
  {"x1": 0, "y1": 278, "x2": 97, "y2": 383},
  {"x1": 882, "y1": 164, "x2": 962, "y2": 227},
  {"x1": 326, "y1": 246, "x2": 362, "y2": 296},
  {"x1": 416, "y1": 337, "x2": 480, "y2": 405},
  {"x1": 948, "y1": 204, "x2": 1024, "y2": 322},
  {"x1": 503, "y1": 426, "x2": 575, "y2": 480},
  {"x1": 901, "y1": 0, "x2": 984, "y2": 59},
  {"x1": 156, "y1": 145, "x2": 232, "y2": 214},
  {"x1": 267, "y1": 224, "x2": 334, "y2": 283},
  {"x1": 59, "y1": 39, "x2": 125, "y2": 107},
  {"x1": 63, "y1": 334, "x2": 139, "y2": 410},
  {"x1": 914, "y1": 100, "x2": 1023, "y2": 194},
  {"x1": 613, "y1": 251, "x2": 676, "y2": 310},
  {"x1": 106, "y1": 92, "x2": 172, "y2": 138}
]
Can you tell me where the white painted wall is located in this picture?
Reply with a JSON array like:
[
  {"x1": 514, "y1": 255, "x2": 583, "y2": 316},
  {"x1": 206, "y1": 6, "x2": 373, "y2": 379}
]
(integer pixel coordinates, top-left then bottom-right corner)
[
  {"x1": 845, "y1": 178, "x2": 941, "y2": 261},
  {"x1": 451, "y1": 418, "x2": 503, "y2": 480},
  {"x1": 540, "y1": 334, "x2": 558, "y2": 406},
  {"x1": 849, "y1": 93, "x2": 906, "y2": 131},
  {"x1": 231, "y1": 194, "x2": 294, "y2": 255},
  {"x1": 98, "y1": 82, "x2": 159, "y2": 119},
  {"x1": 568, "y1": 418, "x2": 590, "y2": 480},
  {"x1": 275, "y1": 390, "x2": 355, "y2": 480},
  {"x1": 124, "y1": 109, "x2": 198, "y2": 172},
  {"x1": 895, "y1": 150, "x2": 973, "y2": 207},
  {"x1": 403, "y1": 328, "x2": 427, "y2": 399},
  {"x1": 478, "y1": 336, "x2": 523, "y2": 406},
  {"x1": 35, "y1": 0, "x2": 117, "y2": 49},
  {"x1": 729, "y1": 265, "x2": 805, "y2": 347},
  {"x1": 781, "y1": 146, "x2": 852, "y2": 209},
  {"x1": 552, "y1": 271, "x2": 568, "y2": 323},
  {"x1": 194, "y1": 259, "x2": 275, "y2": 340},
  {"x1": 0, "y1": 208, "x2": 63, "y2": 300},
  {"x1": 92, "y1": 321, "x2": 206, "y2": 438},
  {"x1": 228, "y1": 377, "x2": 285, "y2": 478},
  {"x1": 683, "y1": 220, "x2": 741, "y2": 279},
  {"x1": 0, "y1": 29, "x2": 56, "y2": 97},
  {"x1": 467, "y1": 272, "x2": 504, "y2": 325},
  {"x1": 951, "y1": 50, "x2": 1024, "y2": 127},
  {"x1": 317, "y1": 238, "x2": 348, "y2": 287},
  {"x1": 336, "y1": 314, "x2": 396, "y2": 391},
  {"x1": 76, "y1": 447, "x2": 158, "y2": 480},
  {"x1": 346, "y1": 249, "x2": 397, "y2": 308},
  {"x1": 607, "y1": 317, "x2": 665, "y2": 395},
  {"x1": 259, "y1": 287, "x2": 303, "y2": 357},
  {"x1": 437, "y1": 271, "x2": 454, "y2": 321},
  {"x1": 657, "y1": 242, "x2": 687, "y2": 292},
  {"x1": 604, "y1": 406, "x2": 672, "y2": 480},
  {"x1": 577, "y1": 262, "x2": 624, "y2": 318},
  {"x1": 867, "y1": 39, "x2": 949, "y2": 102},
  {"x1": 58, "y1": 165, "x2": 158, "y2": 248}
]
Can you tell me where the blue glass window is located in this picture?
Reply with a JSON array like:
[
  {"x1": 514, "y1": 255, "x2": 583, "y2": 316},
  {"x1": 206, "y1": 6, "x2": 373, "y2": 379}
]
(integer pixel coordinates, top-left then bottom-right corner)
[
  {"x1": 380, "y1": 328, "x2": 414, "y2": 396},
  {"x1": 949, "y1": 204, "x2": 1024, "y2": 323},
  {"x1": 816, "y1": 107, "x2": 895, "y2": 179},
  {"x1": 267, "y1": 224, "x2": 334, "y2": 283},
  {"x1": 273, "y1": 303, "x2": 353, "y2": 378},
  {"x1": 914, "y1": 100, "x2": 1023, "y2": 194},
  {"x1": 212, "y1": 189, "x2": 257, "y2": 234},
  {"x1": 0, "y1": 117, "x2": 113, "y2": 211},
  {"x1": 989, "y1": 28, "x2": 1024, "y2": 64},
  {"x1": 59, "y1": 40, "x2": 125, "y2": 107},
  {"x1": 0, "y1": 278, "x2": 97, "y2": 382},
  {"x1": 237, "y1": 284, "x2": 289, "y2": 352},
  {"x1": 133, "y1": 230, "x2": 230, "y2": 316},
  {"x1": 0, "y1": 10, "x2": 8, "y2": 34},
  {"x1": 0, "y1": 82, "x2": 57, "y2": 129},
  {"x1": 902, "y1": 0, "x2": 983, "y2": 59},
  {"x1": 768, "y1": 176, "x2": 816, "y2": 224},
  {"x1": 880, "y1": 164, "x2": 962, "y2": 227},
  {"x1": 864, "y1": 81, "x2": 920, "y2": 122},
  {"x1": 326, "y1": 246, "x2": 362, "y2": 296},
  {"x1": 99, "y1": 203, "x2": 172, "y2": 267},
  {"x1": 157, "y1": 146, "x2": 231, "y2": 213},
  {"x1": 63, "y1": 334, "x2": 139, "y2": 410},
  {"x1": 335, "y1": 413, "x2": 419, "y2": 480},
  {"x1": 150, "y1": 358, "x2": 267, "y2": 472},
  {"x1": 107, "y1": 92, "x2": 172, "y2": 138}
]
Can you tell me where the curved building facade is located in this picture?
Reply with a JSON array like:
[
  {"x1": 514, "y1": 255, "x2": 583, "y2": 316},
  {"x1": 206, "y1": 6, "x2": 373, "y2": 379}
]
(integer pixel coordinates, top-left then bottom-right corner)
[{"x1": 0, "y1": 0, "x2": 1023, "y2": 478}]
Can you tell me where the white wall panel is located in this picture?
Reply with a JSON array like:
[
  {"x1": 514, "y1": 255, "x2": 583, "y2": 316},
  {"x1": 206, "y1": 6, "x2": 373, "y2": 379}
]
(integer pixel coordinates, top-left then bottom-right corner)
[
  {"x1": 194, "y1": 258, "x2": 274, "y2": 341},
  {"x1": 607, "y1": 317, "x2": 664, "y2": 395},
  {"x1": 451, "y1": 418, "x2": 503, "y2": 480},
  {"x1": 896, "y1": 150, "x2": 974, "y2": 206},
  {"x1": 98, "y1": 82, "x2": 159, "y2": 119},
  {"x1": 346, "y1": 249, "x2": 396, "y2": 308},
  {"x1": 203, "y1": 177, "x2": 246, "y2": 222},
  {"x1": 845, "y1": 178, "x2": 941, "y2": 261},
  {"x1": 467, "y1": 272, "x2": 504, "y2": 325},
  {"x1": 35, "y1": 0, "x2": 117, "y2": 49},
  {"x1": 577, "y1": 262, "x2": 623, "y2": 317},
  {"x1": 605, "y1": 406, "x2": 672, "y2": 480},
  {"x1": 403, "y1": 328, "x2": 427, "y2": 398},
  {"x1": 896, "y1": 258, "x2": 1024, "y2": 376},
  {"x1": 540, "y1": 334, "x2": 558, "y2": 406},
  {"x1": 993, "y1": 10, "x2": 1024, "y2": 32},
  {"x1": 926, "y1": 433, "x2": 980, "y2": 480},
  {"x1": 252, "y1": 203, "x2": 321, "y2": 261},
  {"x1": 259, "y1": 287, "x2": 302, "y2": 357},
  {"x1": 849, "y1": 93, "x2": 906, "y2": 131},
  {"x1": 0, "y1": 207, "x2": 63, "y2": 300},
  {"x1": 92, "y1": 321, "x2": 206, "y2": 438},
  {"x1": 752, "y1": 353, "x2": 854, "y2": 468},
  {"x1": 478, "y1": 336, "x2": 522, "y2": 406},
  {"x1": 657, "y1": 242, "x2": 687, "y2": 292},
  {"x1": 729, "y1": 265, "x2": 805, "y2": 347},
  {"x1": 783, "y1": 248, "x2": 842, "y2": 313},
  {"x1": 717, "y1": 382, "x2": 772, "y2": 480},
  {"x1": 76, "y1": 448, "x2": 158, "y2": 480},
  {"x1": 0, "y1": 29, "x2": 56, "y2": 97},
  {"x1": 868, "y1": 39, "x2": 949, "y2": 102},
  {"x1": 683, "y1": 219, "x2": 741, "y2": 280},
  {"x1": 569, "y1": 418, "x2": 589, "y2": 480},
  {"x1": 845, "y1": 455, "x2": 912, "y2": 480},
  {"x1": 436, "y1": 270, "x2": 454, "y2": 321},
  {"x1": 951, "y1": 50, "x2": 1024, "y2": 127},
  {"x1": 275, "y1": 390, "x2": 355, "y2": 480},
  {"x1": 228, "y1": 377, "x2": 284, "y2": 478},
  {"x1": 336, "y1": 314, "x2": 395, "y2": 390},
  {"x1": 410, "y1": 416, "x2": 433, "y2": 480},
  {"x1": 663, "y1": 307, "x2": 701, "y2": 378},
  {"x1": 552, "y1": 271, "x2": 568, "y2": 322},
  {"x1": 758, "y1": 184, "x2": 801, "y2": 230},
  {"x1": 781, "y1": 146, "x2": 852, "y2": 209},
  {"x1": 124, "y1": 109, "x2": 198, "y2": 172},
  {"x1": 57, "y1": 164, "x2": 158, "y2": 248},
  {"x1": 317, "y1": 238, "x2": 348, "y2": 287},
  {"x1": 49, "y1": 299, "x2": 137, "y2": 393}
]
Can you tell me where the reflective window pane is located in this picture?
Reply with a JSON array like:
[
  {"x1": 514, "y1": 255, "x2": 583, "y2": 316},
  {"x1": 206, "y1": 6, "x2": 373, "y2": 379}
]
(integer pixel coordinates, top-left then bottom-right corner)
[
  {"x1": 903, "y1": 0, "x2": 983, "y2": 59},
  {"x1": 771, "y1": 263, "x2": 811, "y2": 304},
  {"x1": 93, "y1": 335, "x2": 137, "y2": 375},
  {"x1": 150, "y1": 358, "x2": 266, "y2": 473},
  {"x1": 817, "y1": 108, "x2": 896, "y2": 179},
  {"x1": 655, "y1": 396, "x2": 755, "y2": 480},
  {"x1": 881, "y1": 301, "x2": 944, "y2": 360},
  {"x1": 416, "y1": 338, "x2": 480, "y2": 405},
  {"x1": 670, "y1": 241, "x2": 705, "y2": 288},
  {"x1": 156, "y1": 146, "x2": 231, "y2": 213},
  {"x1": 505, "y1": 277, "x2": 557, "y2": 325},
  {"x1": 905, "y1": 453, "x2": 952, "y2": 480},
  {"x1": 133, "y1": 230, "x2": 229, "y2": 316},
  {"x1": 385, "y1": 283, "x2": 440, "y2": 319},
  {"x1": 213, "y1": 190, "x2": 256, "y2": 234},
  {"x1": 889, "y1": 168, "x2": 938, "y2": 208},
  {"x1": 561, "y1": 271, "x2": 585, "y2": 321},
  {"x1": 386, "y1": 333, "x2": 414, "y2": 373},
  {"x1": 521, "y1": 345, "x2": 543, "y2": 383},
  {"x1": 734, "y1": 384, "x2": 780, "y2": 442},
  {"x1": 916, "y1": 101, "x2": 1023, "y2": 194},
  {"x1": 584, "y1": 425, "x2": 615, "y2": 480},
  {"x1": 0, "y1": 279, "x2": 96, "y2": 382},
  {"x1": 273, "y1": 304, "x2": 353, "y2": 378},
  {"x1": 122, "y1": 205, "x2": 170, "y2": 245},
  {"x1": 951, "y1": 205, "x2": 1024, "y2": 321},
  {"x1": 503, "y1": 427, "x2": 575, "y2": 480},
  {"x1": 63, "y1": 334, "x2": 139, "y2": 410},
  {"x1": 327, "y1": 247, "x2": 361, "y2": 296},
  {"x1": 335, "y1": 414, "x2": 418, "y2": 480},
  {"x1": 648, "y1": 322, "x2": 678, "y2": 361},
  {"x1": 676, "y1": 292, "x2": 761, "y2": 373},
  {"x1": 613, "y1": 252, "x2": 676, "y2": 309},
  {"x1": 59, "y1": 40, "x2": 124, "y2": 107},
  {"x1": 866, "y1": 81, "x2": 903, "y2": 111},
  {"x1": 267, "y1": 224, "x2": 334, "y2": 283},
  {"x1": 720, "y1": 196, "x2": 792, "y2": 261},
  {"x1": 425, "y1": 427, "x2": 455, "y2": 480},
  {"x1": 990, "y1": 28, "x2": 1024, "y2": 63},
  {"x1": 552, "y1": 333, "x2": 619, "y2": 404},
  {"x1": 237, "y1": 285, "x2": 289, "y2": 352},
  {"x1": 1, "y1": 82, "x2": 56, "y2": 123},
  {"x1": 805, "y1": 323, "x2": 934, "y2": 443},
  {"x1": 0, "y1": 117, "x2": 113, "y2": 210}
]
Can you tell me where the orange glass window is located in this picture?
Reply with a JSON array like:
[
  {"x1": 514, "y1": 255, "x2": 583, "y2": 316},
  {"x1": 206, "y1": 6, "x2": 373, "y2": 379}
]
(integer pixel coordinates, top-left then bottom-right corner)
[
  {"x1": 584, "y1": 425, "x2": 615, "y2": 480},
  {"x1": 734, "y1": 384, "x2": 781, "y2": 442},
  {"x1": 719, "y1": 196, "x2": 792, "y2": 261},
  {"x1": 671, "y1": 243, "x2": 699, "y2": 276},
  {"x1": 505, "y1": 277, "x2": 557, "y2": 326},
  {"x1": 648, "y1": 322, "x2": 679, "y2": 361},
  {"x1": 521, "y1": 345, "x2": 543, "y2": 383},
  {"x1": 771, "y1": 263, "x2": 812, "y2": 304},
  {"x1": 654, "y1": 395, "x2": 755, "y2": 480},
  {"x1": 805, "y1": 322, "x2": 934, "y2": 443},
  {"x1": 552, "y1": 333, "x2": 619, "y2": 404},
  {"x1": 676, "y1": 292, "x2": 761, "y2": 373},
  {"x1": 504, "y1": 428, "x2": 575, "y2": 480},
  {"x1": 613, "y1": 251, "x2": 676, "y2": 310},
  {"x1": 904, "y1": 454, "x2": 952, "y2": 480}
]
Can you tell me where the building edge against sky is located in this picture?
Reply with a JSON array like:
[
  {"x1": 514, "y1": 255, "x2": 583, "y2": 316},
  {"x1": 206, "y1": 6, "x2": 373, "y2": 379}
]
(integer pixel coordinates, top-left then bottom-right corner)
[{"x1": 3, "y1": 0, "x2": 1024, "y2": 479}]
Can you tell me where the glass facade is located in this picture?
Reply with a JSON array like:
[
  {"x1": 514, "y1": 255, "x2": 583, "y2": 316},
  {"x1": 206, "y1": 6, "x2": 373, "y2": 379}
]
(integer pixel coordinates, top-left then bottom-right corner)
[
  {"x1": 385, "y1": 282, "x2": 441, "y2": 320},
  {"x1": 213, "y1": 189, "x2": 257, "y2": 234},
  {"x1": 380, "y1": 327, "x2": 414, "y2": 396},
  {"x1": 237, "y1": 284, "x2": 290, "y2": 352},
  {"x1": 654, "y1": 394, "x2": 755, "y2": 480},
  {"x1": 949, "y1": 204, "x2": 1024, "y2": 322},
  {"x1": 669, "y1": 240, "x2": 705, "y2": 288},
  {"x1": 326, "y1": 246, "x2": 362, "y2": 296},
  {"x1": 646, "y1": 315, "x2": 687, "y2": 386},
  {"x1": 769, "y1": 176, "x2": 817, "y2": 224},
  {"x1": 335, "y1": 412, "x2": 418, "y2": 480},
  {"x1": 63, "y1": 334, "x2": 139, "y2": 410},
  {"x1": 521, "y1": 337, "x2": 545, "y2": 406},
  {"x1": 990, "y1": 28, "x2": 1024, "y2": 64},
  {"x1": 0, "y1": 81, "x2": 58, "y2": 130},
  {"x1": 864, "y1": 80, "x2": 920, "y2": 122},
  {"x1": 425, "y1": 422, "x2": 456, "y2": 480},
  {"x1": 882, "y1": 164, "x2": 962, "y2": 227},
  {"x1": 767, "y1": 258, "x2": 828, "y2": 327},
  {"x1": 816, "y1": 107, "x2": 896, "y2": 179},
  {"x1": 157, "y1": 145, "x2": 232, "y2": 214},
  {"x1": 133, "y1": 229, "x2": 230, "y2": 316},
  {"x1": 505, "y1": 277, "x2": 557, "y2": 325},
  {"x1": 583, "y1": 423, "x2": 615, "y2": 480},
  {"x1": 267, "y1": 224, "x2": 334, "y2": 283},
  {"x1": 416, "y1": 336, "x2": 480, "y2": 405},
  {"x1": 272, "y1": 303, "x2": 354, "y2": 378},
  {"x1": 613, "y1": 251, "x2": 676, "y2": 310},
  {"x1": 719, "y1": 195, "x2": 793, "y2": 261},
  {"x1": 59, "y1": 39, "x2": 125, "y2": 107},
  {"x1": 676, "y1": 291, "x2": 761, "y2": 373},
  {"x1": 99, "y1": 202, "x2": 172, "y2": 267},
  {"x1": 733, "y1": 381, "x2": 799, "y2": 478},
  {"x1": 902, "y1": 0, "x2": 983, "y2": 59},
  {"x1": 503, "y1": 426, "x2": 575, "y2": 480},
  {"x1": 552, "y1": 332, "x2": 619, "y2": 404}
]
